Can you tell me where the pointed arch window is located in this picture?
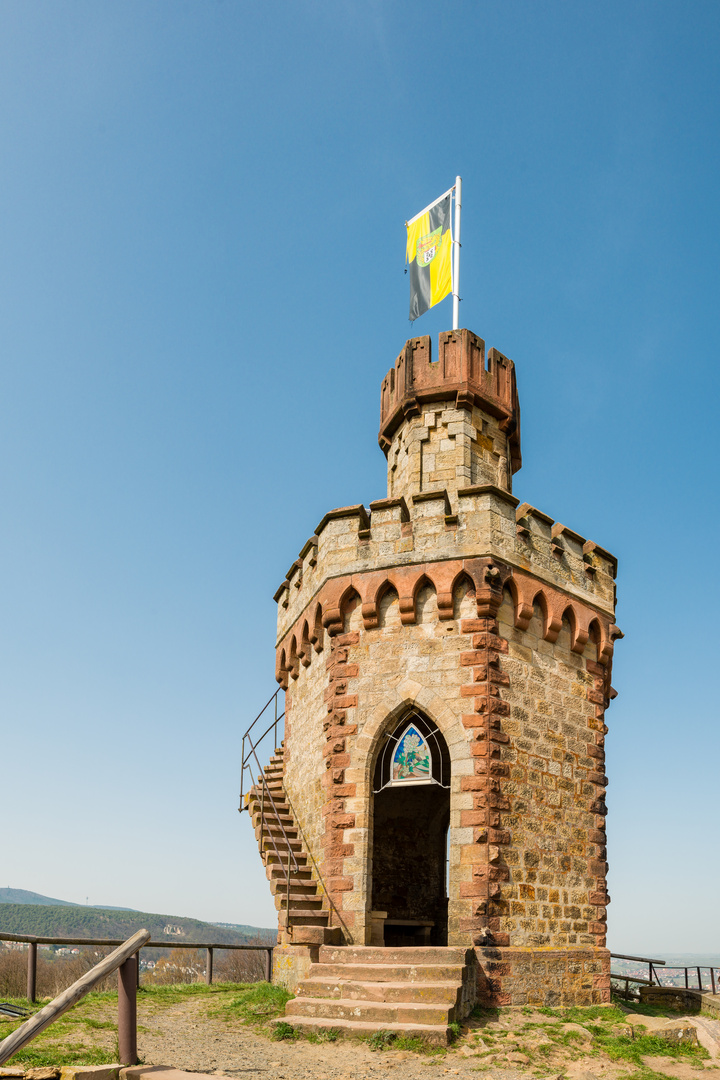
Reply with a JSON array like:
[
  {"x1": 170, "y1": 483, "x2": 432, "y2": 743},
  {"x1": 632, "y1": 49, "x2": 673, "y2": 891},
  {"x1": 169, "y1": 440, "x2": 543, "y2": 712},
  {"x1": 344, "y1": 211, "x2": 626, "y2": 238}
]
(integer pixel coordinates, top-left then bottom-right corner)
[
  {"x1": 374, "y1": 710, "x2": 450, "y2": 792},
  {"x1": 391, "y1": 723, "x2": 431, "y2": 782}
]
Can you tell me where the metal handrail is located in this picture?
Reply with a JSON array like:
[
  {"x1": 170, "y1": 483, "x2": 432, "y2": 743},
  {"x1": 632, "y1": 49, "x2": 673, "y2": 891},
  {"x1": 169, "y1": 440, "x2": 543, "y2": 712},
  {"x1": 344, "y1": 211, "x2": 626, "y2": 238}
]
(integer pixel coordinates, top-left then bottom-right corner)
[
  {"x1": 238, "y1": 688, "x2": 301, "y2": 923},
  {"x1": 282, "y1": 785, "x2": 354, "y2": 946},
  {"x1": 610, "y1": 953, "x2": 718, "y2": 996},
  {"x1": 239, "y1": 688, "x2": 285, "y2": 808},
  {"x1": 239, "y1": 687, "x2": 346, "y2": 942}
]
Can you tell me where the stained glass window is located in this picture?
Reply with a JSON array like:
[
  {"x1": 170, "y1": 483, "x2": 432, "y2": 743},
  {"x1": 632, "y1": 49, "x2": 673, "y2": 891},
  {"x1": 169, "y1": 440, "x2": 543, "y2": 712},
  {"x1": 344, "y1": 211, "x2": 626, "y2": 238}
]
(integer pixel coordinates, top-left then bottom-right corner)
[{"x1": 391, "y1": 723, "x2": 431, "y2": 783}]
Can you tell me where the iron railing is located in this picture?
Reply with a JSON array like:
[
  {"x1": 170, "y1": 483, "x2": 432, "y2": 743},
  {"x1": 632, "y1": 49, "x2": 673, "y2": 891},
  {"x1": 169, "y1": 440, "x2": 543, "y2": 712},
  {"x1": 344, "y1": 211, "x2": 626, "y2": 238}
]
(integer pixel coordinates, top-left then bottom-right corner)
[
  {"x1": 238, "y1": 689, "x2": 299, "y2": 912},
  {"x1": 611, "y1": 952, "x2": 718, "y2": 997},
  {"x1": 238, "y1": 688, "x2": 352, "y2": 940}
]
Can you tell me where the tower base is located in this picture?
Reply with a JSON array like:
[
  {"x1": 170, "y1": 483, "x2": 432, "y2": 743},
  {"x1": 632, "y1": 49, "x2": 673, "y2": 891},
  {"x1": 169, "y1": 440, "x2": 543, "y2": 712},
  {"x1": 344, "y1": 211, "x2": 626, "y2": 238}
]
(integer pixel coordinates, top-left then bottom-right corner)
[{"x1": 475, "y1": 946, "x2": 611, "y2": 1007}]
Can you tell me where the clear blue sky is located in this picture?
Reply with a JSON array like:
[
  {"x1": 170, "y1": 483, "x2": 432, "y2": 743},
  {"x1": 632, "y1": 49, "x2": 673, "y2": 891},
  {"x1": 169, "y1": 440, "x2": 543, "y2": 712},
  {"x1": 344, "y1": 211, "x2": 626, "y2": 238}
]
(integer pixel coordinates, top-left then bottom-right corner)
[{"x1": 1, "y1": 1, "x2": 718, "y2": 954}]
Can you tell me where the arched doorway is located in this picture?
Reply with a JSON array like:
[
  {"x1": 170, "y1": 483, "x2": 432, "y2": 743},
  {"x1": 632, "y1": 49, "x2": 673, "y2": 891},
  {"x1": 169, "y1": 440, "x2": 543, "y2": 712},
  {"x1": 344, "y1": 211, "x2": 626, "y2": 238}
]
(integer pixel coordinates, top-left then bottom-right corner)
[{"x1": 370, "y1": 711, "x2": 450, "y2": 946}]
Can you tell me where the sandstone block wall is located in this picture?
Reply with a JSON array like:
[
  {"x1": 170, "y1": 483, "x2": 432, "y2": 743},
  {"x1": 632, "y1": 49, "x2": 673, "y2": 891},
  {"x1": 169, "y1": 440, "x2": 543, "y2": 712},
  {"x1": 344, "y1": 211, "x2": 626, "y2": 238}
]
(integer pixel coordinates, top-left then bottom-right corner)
[{"x1": 267, "y1": 330, "x2": 618, "y2": 1005}]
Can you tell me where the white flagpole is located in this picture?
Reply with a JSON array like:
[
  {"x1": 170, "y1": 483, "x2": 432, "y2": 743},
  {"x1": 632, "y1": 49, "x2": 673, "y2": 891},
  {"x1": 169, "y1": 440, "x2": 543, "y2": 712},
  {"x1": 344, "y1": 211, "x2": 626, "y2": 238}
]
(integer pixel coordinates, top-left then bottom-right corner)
[{"x1": 452, "y1": 175, "x2": 462, "y2": 331}]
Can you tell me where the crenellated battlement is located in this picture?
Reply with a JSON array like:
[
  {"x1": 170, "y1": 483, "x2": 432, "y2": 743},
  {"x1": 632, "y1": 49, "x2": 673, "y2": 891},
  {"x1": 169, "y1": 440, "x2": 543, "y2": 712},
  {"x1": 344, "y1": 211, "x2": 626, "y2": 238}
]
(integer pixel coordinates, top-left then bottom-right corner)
[
  {"x1": 274, "y1": 487, "x2": 616, "y2": 645},
  {"x1": 379, "y1": 329, "x2": 521, "y2": 477}
]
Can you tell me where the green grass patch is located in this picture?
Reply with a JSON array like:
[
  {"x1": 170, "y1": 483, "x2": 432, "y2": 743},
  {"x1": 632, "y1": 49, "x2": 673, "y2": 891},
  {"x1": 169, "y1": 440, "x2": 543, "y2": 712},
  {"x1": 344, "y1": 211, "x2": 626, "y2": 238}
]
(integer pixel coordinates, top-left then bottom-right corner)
[
  {"x1": 367, "y1": 1029, "x2": 397, "y2": 1051},
  {"x1": 365, "y1": 1029, "x2": 444, "y2": 1055},
  {"x1": 207, "y1": 981, "x2": 292, "y2": 1028},
  {"x1": 0, "y1": 1041, "x2": 118, "y2": 1068},
  {"x1": 271, "y1": 1020, "x2": 297, "y2": 1041},
  {"x1": 394, "y1": 1034, "x2": 445, "y2": 1055},
  {"x1": 591, "y1": 1026, "x2": 709, "y2": 1066},
  {"x1": 304, "y1": 1027, "x2": 340, "y2": 1043}
]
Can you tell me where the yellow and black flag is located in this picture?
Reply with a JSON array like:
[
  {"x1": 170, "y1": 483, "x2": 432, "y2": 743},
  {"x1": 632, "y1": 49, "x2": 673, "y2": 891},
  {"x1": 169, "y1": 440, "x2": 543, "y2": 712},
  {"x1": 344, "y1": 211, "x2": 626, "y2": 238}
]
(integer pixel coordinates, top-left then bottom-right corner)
[{"x1": 406, "y1": 190, "x2": 453, "y2": 321}]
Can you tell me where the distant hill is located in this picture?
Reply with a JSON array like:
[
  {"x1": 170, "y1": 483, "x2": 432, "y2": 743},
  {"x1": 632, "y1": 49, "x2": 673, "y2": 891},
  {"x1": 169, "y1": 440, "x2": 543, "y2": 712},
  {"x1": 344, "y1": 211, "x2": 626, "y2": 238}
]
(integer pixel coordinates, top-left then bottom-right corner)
[
  {"x1": 0, "y1": 888, "x2": 76, "y2": 907},
  {"x1": 211, "y1": 921, "x2": 275, "y2": 936},
  {"x1": 0, "y1": 903, "x2": 275, "y2": 946},
  {"x1": 0, "y1": 888, "x2": 136, "y2": 911}
]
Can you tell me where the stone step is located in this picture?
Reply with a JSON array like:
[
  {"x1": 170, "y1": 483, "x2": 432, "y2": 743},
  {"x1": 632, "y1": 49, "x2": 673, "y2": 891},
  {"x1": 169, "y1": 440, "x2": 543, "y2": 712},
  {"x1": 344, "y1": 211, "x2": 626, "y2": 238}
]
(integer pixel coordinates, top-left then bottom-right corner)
[
  {"x1": 268, "y1": 862, "x2": 312, "y2": 875},
  {"x1": 254, "y1": 807, "x2": 291, "y2": 820},
  {"x1": 274, "y1": 1015, "x2": 450, "y2": 1046},
  {"x1": 259, "y1": 823, "x2": 298, "y2": 836},
  {"x1": 248, "y1": 791, "x2": 288, "y2": 808},
  {"x1": 269, "y1": 879, "x2": 318, "y2": 895},
  {"x1": 286, "y1": 996, "x2": 453, "y2": 1026},
  {"x1": 276, "y1": 895, "x2": 326, "y2": 910},
  {"x1": 319, "y1": 945, "x2": 471, "y2": 966},
  {"x1": 250, "y1": 809, "x2": 293, "y2": 822},
  {"x1": 256, "y1": 825, "x2": 296, "y2": 840},
  {"x1": 261, "y1": 837, "x2": 303, "y2": 852},
  {"x1": 264, "y1": 852, "x2": 308, "y2": 868},
  {"x1": 280, "y1": 910, "x2": 330, "y2": 927},
  {"x1": 268, "y1": 866, "x2": 313, "y2": 881},
  {"x1": 310, "y1": 962, "x2": 465, "y2": 983},
  {"x1": 296, "y1": 977, "x2": 462, "y2": 1006},
  {"x1": 250, "y1": 789, "x2": 287, "y2": 805}
]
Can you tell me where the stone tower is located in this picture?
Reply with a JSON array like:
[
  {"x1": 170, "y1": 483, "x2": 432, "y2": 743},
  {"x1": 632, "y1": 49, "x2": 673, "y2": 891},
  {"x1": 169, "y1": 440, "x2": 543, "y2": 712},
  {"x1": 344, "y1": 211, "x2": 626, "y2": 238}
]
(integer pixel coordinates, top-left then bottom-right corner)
[{"x1": 249, "y1": 328, "x2": 620, "y2": 1020}]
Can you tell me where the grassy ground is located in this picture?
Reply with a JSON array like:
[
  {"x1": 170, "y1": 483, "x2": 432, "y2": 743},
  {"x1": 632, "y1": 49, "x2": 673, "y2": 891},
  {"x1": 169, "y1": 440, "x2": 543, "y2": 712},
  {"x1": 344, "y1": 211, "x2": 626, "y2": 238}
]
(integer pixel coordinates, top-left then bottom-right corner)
[
  {"x1": 0, "y1": 986, "x2": 716, "y2": 1073},
  {"x1": 455, "y1": 999, "x2": 715, "y2": 1078},
  {"x1": 0, "y1": 983, "x2": 286, "y2": 1067}
]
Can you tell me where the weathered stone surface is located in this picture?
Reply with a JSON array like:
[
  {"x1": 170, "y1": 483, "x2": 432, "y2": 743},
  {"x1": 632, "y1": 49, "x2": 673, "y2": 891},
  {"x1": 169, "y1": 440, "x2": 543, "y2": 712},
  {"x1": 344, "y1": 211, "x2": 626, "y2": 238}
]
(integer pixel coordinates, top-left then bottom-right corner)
[
  {"x1": 60, "y1": 1068, "x2": 120, "y2": 1080},
  {"x1": 262, "y1": 329, "x2": 619, "y2": 1011},
  {"x1": 625, "y1": 1013, "x2": 699, "y2": 1045},
  {"x1": 121, "y1": 1071, "x2": 217, "y2": 1080}
]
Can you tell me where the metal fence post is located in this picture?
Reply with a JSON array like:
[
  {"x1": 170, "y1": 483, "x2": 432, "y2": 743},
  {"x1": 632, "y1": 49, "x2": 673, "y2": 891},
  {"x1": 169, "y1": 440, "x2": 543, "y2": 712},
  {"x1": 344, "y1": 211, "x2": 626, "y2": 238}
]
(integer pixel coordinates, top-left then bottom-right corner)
[
  {"x1": 264, "y1": 948, "x2": 272, "y2": 983},
  {"x1": 118, "y1": 955, "x2": 138, "y2": 1065},
  {"x1": 26, "y1": 942, "x2": 37, "y2": 1003},
  {"x1": 206, "y1": 948, "x2": 213, "y2": 985}
]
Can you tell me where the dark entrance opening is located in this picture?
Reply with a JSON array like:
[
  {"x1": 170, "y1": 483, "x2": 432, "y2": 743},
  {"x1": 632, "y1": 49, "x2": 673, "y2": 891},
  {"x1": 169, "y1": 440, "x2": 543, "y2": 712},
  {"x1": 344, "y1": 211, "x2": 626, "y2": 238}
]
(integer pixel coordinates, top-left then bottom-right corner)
[{"x1": 371, "y1": 712, "x2": 450, "y2": 947}]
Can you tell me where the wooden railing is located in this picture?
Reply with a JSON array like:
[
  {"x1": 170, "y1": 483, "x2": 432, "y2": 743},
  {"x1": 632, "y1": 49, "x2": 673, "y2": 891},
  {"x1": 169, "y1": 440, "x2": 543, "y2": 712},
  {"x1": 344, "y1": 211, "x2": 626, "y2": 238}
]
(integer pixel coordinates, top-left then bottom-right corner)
[
  {"x1": 0, "y1": 931, "x2": 275, "y2": 1003},
  {"x1": 0, "y1": 929, "x2": 150, "y2": 1066}
]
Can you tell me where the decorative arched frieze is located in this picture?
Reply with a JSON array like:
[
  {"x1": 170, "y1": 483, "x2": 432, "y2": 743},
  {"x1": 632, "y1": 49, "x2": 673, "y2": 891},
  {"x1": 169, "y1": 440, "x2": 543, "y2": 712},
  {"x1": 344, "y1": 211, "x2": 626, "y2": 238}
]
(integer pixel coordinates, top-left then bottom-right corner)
[
  {"x1": 309, "y1": 601, "x2": 324, "y2": 652},
  {"x1": 275, "y1": 561, "x2": 618, "y2": 685}
]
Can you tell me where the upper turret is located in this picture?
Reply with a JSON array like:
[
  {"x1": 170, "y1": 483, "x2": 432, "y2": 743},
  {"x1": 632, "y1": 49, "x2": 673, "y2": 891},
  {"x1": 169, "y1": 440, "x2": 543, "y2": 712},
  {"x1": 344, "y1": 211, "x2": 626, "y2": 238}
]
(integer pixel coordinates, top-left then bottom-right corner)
[{"x1": 379, "y1": 329, "x2": 521, "y2": 503}]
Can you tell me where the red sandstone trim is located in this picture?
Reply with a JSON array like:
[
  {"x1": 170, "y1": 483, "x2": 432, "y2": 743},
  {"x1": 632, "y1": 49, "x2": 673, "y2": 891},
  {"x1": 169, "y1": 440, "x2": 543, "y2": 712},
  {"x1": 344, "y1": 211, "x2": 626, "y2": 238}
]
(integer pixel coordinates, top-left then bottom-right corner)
[
  {"x1": 275, "y1": 561, "x2": 617, "y2": 689},
  {"x1": 317, "y1": 630, "x2": 360, "y2": 937},
  {"x1": 456, "y1": 561, "x2": 513, "y2": 948}
]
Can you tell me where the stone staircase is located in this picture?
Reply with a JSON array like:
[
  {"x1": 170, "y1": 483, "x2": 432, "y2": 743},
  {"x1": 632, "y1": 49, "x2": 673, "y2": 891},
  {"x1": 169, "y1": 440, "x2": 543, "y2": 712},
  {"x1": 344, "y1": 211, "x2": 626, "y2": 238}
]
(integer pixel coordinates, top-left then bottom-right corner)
[
  {"x1": 283, "y1": 945, "x2": 476, "y2": 1045},
  {"x1": 246, "y1": 745, "x2": 339, "y2": 946}
]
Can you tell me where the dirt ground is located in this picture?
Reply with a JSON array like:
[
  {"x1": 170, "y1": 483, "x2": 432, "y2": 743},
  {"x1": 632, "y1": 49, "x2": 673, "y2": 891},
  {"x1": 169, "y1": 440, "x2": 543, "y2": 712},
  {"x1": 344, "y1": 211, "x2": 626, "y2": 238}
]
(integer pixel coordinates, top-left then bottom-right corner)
[
  {"x1": 3, "y1": 987, "x2": 719, "y2": 1080},
  {"x1": 132, "y1": 995, "x2": 720, "y2": 1080}
]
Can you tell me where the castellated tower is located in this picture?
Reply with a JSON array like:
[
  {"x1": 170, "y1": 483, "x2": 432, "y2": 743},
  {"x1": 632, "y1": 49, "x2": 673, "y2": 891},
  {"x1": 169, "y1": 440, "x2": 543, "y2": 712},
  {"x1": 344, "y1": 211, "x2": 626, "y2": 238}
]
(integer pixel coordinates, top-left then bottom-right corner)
[{"x1": 248, "y1": 328, "x2": 620, "y2": 1026}]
